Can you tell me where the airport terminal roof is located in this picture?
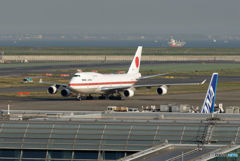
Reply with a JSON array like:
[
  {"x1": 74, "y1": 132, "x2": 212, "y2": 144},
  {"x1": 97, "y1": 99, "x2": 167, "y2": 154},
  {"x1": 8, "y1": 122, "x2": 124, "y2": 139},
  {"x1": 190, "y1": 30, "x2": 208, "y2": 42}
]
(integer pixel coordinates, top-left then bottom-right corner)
[{"x1": 0, "y1": 111, "x2": 240, "y2": 152}]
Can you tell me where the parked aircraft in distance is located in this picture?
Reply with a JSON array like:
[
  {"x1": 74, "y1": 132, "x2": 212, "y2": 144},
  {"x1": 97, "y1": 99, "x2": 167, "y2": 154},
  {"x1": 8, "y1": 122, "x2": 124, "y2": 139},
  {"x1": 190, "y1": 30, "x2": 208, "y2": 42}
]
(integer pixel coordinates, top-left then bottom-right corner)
[
  {"x1": 201, "y1": 73, "x2": 219, "y2": 113},
  {"x1": 40, "y1": 46, "x2": 205, "y2": 100}
]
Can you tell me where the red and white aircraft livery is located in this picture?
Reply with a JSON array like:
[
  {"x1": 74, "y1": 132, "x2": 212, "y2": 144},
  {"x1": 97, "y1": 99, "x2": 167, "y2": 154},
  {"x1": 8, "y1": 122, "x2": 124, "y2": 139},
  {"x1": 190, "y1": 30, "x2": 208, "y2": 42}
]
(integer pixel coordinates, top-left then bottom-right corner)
[{"x1": 40, "y1": 46, "x2": 205, "y2": 100}]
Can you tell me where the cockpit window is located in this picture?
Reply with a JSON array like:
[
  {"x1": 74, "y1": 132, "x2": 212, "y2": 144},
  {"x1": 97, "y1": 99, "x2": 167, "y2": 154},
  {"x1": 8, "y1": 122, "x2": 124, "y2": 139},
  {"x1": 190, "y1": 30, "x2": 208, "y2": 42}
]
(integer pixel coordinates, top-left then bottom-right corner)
[{"x1": 74, "y1": 75, "x2": 81, "y2": 77}]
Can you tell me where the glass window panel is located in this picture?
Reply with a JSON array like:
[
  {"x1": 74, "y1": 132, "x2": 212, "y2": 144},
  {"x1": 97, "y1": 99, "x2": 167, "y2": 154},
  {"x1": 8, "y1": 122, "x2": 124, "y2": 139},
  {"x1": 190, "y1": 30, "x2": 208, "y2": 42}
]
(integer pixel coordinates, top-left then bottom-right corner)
[
  {"x1": 24, "y1": 138, "x2": 48, "y2": 143},
  {"x1": 47, "y1": 144, "x2": 73, "y2": 149},
  {"x1": 0, "y1": 159, "x2": 20, "y2": 161},
  {"x1": 100, "y1": 145, "x2": 126, "y2": 151},
  {"x1": 25, "y1": 133, "x2": 50, "y2": 138},
  {"x1": 126, "y1": 145, "x2": 150, "y2": 151},
  {"x1": 0, "y1": 149, "x2": 21, "y2": 157},
  {"x1": 22, "y1": 158, "x2": 45, "y2": 161},
  {"x1": 129, "y1": 135, "x2": 154, "y2": 140},
  {"x1": 215, "y1": 126, "x2": 238, "y2": 131},
  {"x1": 74, "y1": 151, "x2": 98, "y2": 159},
  {"x1": 103, "y1": 135, "x2": 128, "y2": 140},
  {"x1": 184, "y1": 131, "x2": 200, "y2": 135},
  {"x1": 157, "y1": 131, "x2": 182, "y2": 135},
  {"x1": 155, "y1": 135, "x2": 180, "y2": 141},
  {"x1": 182, "y1": 136, "x2": 196, "y2": 141},
  {"x1": 128, "y1": 140, "x2": 153, "y2": 145},
  {"x1": 54, "y1": 124, "x2": 79, "y2": 129},
  {"x1": 101, "y1": 140, "x2": 127, "y2": 145},
  {"x1": 47, "y1": 150, "x2": 72, "y2": 159},
  {"x1": 77, "y1": 134, "x2": 101, "y2": 139},
  {"x1": 79, "y1": 124, "x2": 105, "y2": 129},
  {"x1": 75, "y1": 139, "x2": 100, "y2": 144},
  {"x1": 22, "y1": 143, "x2": 47, "y2": 149},
  {"x1": 78, "y1": 129, "x2": 103, "y2": 134},
  {"x1": 27, "y1": 128, "x2": 51, "y2": 133},
  {"x1": 106, "y1": 125, "x2": 131, "y2": 130},
  {"x1": 104, "y1": 130, "x2": 130, "y2": 135},
  {"x1": 104, "y1": 151, "x2": 125, "y2": 160},
  {"x1": 74, "y1": 145, "x2": 99, "y2": 150},
  {"x1": 185, "y1": 126, "x2": 203, "y2": 131},
  {"x1": 2, "y1": 128, "x2": 26, "y2": 133},
  {"x1": 131, "y1": 130, "x2": 156, "y2": 135},
  {"x1": 49, "y1": 139, "x2": 74, "y2": 144},
  {"x1": 29, "y1": 124, "x2": 53, "y2": 128},
  {"x1": 4, "y1": 123, "x2": 27, "y2": 128},
  {"x1": 52, "y1": 129, "x2": 77, "y2": 134},
  {"x1": 133, "y1": 125, "x2": 158, "y2": 130},
  {"x1": 0, "y1": 143, "x2": 22, "y2": 148},
  {"x1": 22, "y1": 150, "x2": 46, "y2": 158},
  {"x1": 213, "y1": 132, "x2": 236, "y2": 136},
  {"x1": 157, "y1": 126, "x2": 183, "y2": 130},
  {"x1": 0, "y1": 133, "x2": 24, "y2": 137},
  {"x1": 0, "y1": 138, "x2": 22, "y2": 143},
  {"x1": 51, "y1": 134, "x2": 75, "y2": 139}
]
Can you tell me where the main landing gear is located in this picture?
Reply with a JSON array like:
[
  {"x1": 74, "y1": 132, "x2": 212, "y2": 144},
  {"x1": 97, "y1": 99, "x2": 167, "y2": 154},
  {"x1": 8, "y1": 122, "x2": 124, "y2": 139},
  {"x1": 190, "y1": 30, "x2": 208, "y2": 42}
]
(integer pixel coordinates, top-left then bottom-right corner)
[
  {"x1": 108, "y1": 92, "x2": 122, "y2": 100},
  {"x1": 77, "y1": 94, "x2": 82, "y2": 101},
  {"x1": 76, "y1": 93, "x2": 122, "y2": 101}
]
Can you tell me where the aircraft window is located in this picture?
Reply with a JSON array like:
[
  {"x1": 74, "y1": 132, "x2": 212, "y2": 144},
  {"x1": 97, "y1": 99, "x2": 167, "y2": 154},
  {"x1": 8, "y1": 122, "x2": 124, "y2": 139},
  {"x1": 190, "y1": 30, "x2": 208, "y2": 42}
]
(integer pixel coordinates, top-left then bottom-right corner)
[
  {"x1": 74, "y1": 75, "x2": 81, "y2": 77},
  {"x1": 82, "y1": 79, "x2": 86, "y2": 81},
  {"x1": 88, "y1": 79, "x2": 92, "y2": 81}
]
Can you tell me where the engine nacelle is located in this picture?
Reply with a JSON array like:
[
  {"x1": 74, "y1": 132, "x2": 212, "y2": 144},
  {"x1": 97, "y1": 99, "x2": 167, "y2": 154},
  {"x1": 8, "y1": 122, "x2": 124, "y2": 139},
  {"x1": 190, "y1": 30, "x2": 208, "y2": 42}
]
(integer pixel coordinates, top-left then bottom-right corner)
[
  {"x1": 61, "y1": 88, "x2": 71, "y2": 97},
  {"x1": 123, "y1": 89, "x2": 135, "y2": 97},
  {"x1": 156, "y1": 85, "x2": 168, "y2": 95},
  {"x1": 48, "y1": 86, "x2": 58, "y2": 94}
]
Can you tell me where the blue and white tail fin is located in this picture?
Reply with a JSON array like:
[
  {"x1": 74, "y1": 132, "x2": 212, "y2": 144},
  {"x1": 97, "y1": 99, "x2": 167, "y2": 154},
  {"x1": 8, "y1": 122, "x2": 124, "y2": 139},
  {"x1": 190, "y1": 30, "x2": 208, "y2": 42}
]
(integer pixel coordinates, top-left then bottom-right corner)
[
  {"x1": 128, "y1": 46, "x2": 142, "y2": 74},
  {"x1": 201, "y1": 73, "x2": 218, "y2": 113}
]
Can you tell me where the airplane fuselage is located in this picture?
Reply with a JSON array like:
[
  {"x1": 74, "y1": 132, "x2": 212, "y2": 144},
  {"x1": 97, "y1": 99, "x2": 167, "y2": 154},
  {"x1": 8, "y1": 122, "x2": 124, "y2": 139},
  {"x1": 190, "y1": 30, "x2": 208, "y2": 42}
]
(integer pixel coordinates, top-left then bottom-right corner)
[{"x1": 68, "y1": 72, "x2": 141, "y2": 94}]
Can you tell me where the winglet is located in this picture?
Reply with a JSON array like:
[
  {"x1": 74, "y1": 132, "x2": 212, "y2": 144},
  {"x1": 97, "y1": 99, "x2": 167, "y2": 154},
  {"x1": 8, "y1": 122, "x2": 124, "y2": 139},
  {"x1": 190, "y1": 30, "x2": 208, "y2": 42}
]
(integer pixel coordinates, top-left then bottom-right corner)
[
  {"x1": 201, "y1": 73, "x2": 218, "y2": 113},
  {"x1": 201, "y1": 79, "x2": 207, "y2": 85}
]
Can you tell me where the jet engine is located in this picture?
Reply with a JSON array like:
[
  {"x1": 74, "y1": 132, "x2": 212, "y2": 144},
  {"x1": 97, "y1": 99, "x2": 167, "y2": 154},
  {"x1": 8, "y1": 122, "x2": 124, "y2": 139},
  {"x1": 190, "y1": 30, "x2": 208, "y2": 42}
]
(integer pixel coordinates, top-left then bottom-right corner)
[
  {"x1": 61, "y1": 88, "x2": 71, "y2": 97},
  {"x1": 123, "y1": 88, "x2": 134, "y2": 97},
  {"x1": 48, "y1": 86, "x2": 58, "y2": 94},
  {"x1": 156, "y1": 85, "x2": 168, "y2": 95}
]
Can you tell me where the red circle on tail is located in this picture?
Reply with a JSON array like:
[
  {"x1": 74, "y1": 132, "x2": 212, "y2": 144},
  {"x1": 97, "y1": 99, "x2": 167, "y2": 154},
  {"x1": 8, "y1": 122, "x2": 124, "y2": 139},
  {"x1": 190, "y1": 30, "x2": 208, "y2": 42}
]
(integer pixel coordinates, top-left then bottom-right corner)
[{"x1": 135, "y1": 57, "x2": 139, "y2": 68}]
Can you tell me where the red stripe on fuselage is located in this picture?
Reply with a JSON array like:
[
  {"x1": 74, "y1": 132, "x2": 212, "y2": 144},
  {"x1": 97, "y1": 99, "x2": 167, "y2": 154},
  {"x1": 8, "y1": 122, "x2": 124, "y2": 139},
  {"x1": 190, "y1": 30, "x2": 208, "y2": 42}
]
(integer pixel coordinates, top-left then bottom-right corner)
[{"x1": 69, "y1": 81, "x2": 137, "y2": 86}]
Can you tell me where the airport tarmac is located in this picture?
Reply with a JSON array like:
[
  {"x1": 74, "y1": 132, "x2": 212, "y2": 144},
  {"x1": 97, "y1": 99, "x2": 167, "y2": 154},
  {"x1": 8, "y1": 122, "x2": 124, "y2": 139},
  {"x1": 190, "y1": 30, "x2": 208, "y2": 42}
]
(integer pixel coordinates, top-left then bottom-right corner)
[
  {"x1": 0, "y1": 62, "x2": 239, "y2": 111},
  {"x1": 0, "y1": 90, "x2": 239, "y2": 111}
]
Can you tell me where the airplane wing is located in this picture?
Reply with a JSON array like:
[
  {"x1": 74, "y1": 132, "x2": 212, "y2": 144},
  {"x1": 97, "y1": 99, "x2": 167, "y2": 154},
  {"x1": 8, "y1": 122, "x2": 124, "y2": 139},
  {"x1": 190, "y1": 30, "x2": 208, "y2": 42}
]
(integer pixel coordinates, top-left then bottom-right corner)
[
  {"x1": 39, "y1": 79, "x2": 68, "y2": 88},
  {"x1": 139, "y1": 73, "x2": 168, "y2": 79},
  {"x1": 134, "y1": 79, "x2": 206, "y2": 88},
  {"x1": 101, "y1": 79, "x2": 206, "y2": 91}
]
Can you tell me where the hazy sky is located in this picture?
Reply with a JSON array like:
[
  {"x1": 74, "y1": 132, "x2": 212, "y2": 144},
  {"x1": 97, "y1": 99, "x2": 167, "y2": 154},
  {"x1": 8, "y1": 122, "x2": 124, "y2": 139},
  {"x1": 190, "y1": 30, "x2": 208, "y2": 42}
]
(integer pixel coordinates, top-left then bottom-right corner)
[{"x1": 0, "y1": 0, "x2": 239, "y2": 34}]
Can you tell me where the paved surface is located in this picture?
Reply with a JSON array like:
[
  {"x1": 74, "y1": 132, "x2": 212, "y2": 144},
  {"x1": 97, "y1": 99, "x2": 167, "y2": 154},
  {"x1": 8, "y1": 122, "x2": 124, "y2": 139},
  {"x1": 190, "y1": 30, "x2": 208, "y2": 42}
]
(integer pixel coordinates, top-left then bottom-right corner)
[
  {"x1": 0, "y1": 90, "x2": 239, "y2": 111},
  {"x1": 0, "y1": 62, "x2": 239, "y2": 111}
]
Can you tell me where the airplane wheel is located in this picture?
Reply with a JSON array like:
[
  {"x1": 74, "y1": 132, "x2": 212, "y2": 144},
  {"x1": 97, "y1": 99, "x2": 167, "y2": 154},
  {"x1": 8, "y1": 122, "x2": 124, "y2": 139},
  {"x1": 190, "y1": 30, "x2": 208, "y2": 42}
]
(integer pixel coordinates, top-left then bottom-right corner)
[
  {"x1": 86, "y1": 95, "x2": 93, "y2": 100},
  {"x1": 117, "y1": 96, "x2": 122, "y2": 100},
  {"x1": 77, "y1": 95, "x2": 82, "y2": 101},
  {"x1": 99, "y1": 95, "x2": 106, "y2": 100},
  {"x1": 109, "y1": 95, "x2": 114, "y2": 100}
]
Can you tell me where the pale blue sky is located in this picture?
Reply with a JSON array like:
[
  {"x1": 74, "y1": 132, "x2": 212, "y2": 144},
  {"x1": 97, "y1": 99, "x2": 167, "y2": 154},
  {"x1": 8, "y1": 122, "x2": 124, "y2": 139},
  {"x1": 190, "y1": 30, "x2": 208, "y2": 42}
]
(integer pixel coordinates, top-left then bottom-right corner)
[{"x1": 0, "y1": 0, "x2": 239, "y2": 34}]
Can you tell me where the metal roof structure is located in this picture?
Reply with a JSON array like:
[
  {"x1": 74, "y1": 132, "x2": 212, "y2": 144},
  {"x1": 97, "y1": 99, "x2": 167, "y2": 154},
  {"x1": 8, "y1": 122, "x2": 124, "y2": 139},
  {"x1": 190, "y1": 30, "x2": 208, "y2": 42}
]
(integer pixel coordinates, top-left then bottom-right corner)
[{"x1": 0, "y1": 111, "x2": 240, "y2": 160}]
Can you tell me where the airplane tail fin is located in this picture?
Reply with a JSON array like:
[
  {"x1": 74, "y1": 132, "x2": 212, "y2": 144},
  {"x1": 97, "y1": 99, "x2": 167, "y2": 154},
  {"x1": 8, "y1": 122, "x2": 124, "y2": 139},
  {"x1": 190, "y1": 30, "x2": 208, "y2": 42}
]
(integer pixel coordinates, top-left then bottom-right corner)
[
  {"x1": 201, "y1": 73, "x2": 218, "y2": 113},
  {"x1": 127, "y1": 46, "x2": 142, "y2": 74}
]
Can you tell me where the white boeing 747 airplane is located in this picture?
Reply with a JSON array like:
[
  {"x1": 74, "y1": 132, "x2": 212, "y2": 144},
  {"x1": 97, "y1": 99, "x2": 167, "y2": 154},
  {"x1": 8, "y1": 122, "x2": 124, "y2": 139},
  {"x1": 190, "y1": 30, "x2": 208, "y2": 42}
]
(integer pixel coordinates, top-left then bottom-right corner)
[{"x1": 40, "y1": 46, "x2": 206, "y2": 100}]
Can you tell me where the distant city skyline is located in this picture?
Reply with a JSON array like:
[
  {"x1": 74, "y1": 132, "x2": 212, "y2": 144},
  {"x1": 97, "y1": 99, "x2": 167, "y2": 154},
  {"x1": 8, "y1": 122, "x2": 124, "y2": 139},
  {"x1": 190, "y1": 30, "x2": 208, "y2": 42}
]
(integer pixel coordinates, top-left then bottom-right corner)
[{"x1": 0, "y1": 0, "x2": 240, "y2": 35}]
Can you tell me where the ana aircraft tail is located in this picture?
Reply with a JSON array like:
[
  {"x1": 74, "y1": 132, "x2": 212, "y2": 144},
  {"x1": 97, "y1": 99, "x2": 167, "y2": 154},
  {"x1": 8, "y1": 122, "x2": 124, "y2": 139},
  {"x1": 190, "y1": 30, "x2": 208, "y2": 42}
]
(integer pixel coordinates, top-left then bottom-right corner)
[
  {"x1": 201, "y1": 73, "x2": 218, "y2": 113},
  {"x1": 128, "y1": 46, "x2": 142, "y2": 74}
]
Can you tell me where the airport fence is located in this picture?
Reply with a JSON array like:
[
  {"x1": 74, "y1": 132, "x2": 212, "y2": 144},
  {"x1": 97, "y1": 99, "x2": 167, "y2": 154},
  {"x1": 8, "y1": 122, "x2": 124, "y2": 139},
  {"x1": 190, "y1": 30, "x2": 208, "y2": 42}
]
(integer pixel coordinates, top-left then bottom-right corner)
[{"x1": 2, "y1": 55, "x2": 240, "y2": 63}]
